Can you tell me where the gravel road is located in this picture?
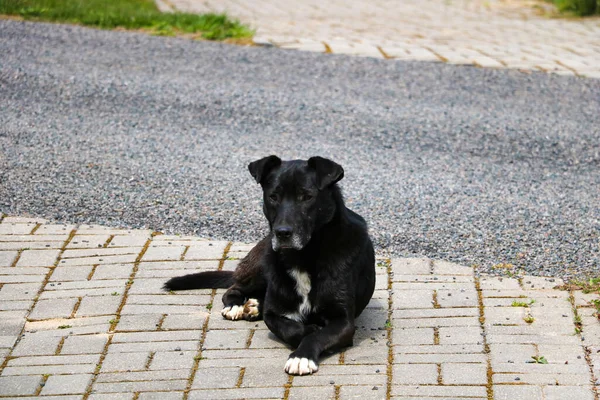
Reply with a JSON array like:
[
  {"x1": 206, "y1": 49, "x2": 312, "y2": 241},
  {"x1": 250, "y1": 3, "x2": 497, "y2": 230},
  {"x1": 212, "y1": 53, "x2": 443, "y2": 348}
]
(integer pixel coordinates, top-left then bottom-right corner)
[{"x1": 1, "y1": 20, "x2": 599, "y2": 280}]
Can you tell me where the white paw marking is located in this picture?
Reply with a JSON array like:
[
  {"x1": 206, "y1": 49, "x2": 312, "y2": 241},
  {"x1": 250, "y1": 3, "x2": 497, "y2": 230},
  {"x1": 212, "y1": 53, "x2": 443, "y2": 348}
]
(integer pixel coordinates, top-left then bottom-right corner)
[
  {"x1": 243, "y1": 298, "x2": 260, "y2": 317},
  {"x1": 221, "y1": 305, "x2": 244, "y2": 320},
  {"x1": 284, "y1": 357, "x2": 318, "y2": 375}
]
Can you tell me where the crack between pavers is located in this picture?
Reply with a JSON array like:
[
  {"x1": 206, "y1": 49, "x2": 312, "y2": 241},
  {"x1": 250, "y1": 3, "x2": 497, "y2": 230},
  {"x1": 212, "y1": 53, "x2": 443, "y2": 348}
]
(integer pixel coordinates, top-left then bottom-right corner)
[
  {"x1": 474, "y1": 269, "x2": 494, "y2": 400},
  {"x1": 180, "y1": 245, "x2": 190, "y2": 261},
  {"x1": 30, "y1": 223, "x2": 42, "y2": 235},
  {"x1": 9, "y1": 249, "x2": 23, "y2": 268},
  {"x1": 282, "y1": 375, "x2": 294, "y2": 400},
  {"x1": 568, "y1": 289, "x2": 600, "y2": 400},
  {"x1": 0, "y1": 227, "x2": 77, "y2": 377},
  {"x1": 82, "y1": 234, "x2": 155, "y2": 400},
  {"x1": 86, "y1": 264, "x2": 99, "y2": 281},
  {"x1": 385, "y1": 258, "x2": 393, "y2": 400},
  {"x1": 236, "y1": 367, "x2": 246, "y2": 388},
  {"x1": 183, "y1": 241, "x2": 232, "y2": 400},
  {"x1": 102, "y1": 235, "x2": 115, "y2": 248}
]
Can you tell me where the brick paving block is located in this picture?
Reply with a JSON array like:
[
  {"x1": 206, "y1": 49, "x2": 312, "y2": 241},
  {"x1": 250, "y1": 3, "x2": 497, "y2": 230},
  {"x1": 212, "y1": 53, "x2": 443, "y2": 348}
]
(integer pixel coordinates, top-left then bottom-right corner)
[
  {"x1": 393, "y1": 327, "x2": 434, "y2": 345},
  {"x1": 240, "y1": 364, "x2": 288, "y2": 387},
  {"x1": 335, "y1": 342, "x2": 388, "y2": 364},
  {"x1": 50, "y1": 265, "x2": 94, "y2": 282},
  {"x1": 394, "y1": 344, "x2": 485, "y2": 355},
  {"x1": 128, "y1": 294, "x2": 210, "y2": 306},
  {"x1": 495, "y1": 385, "x2": 543, "y2": 399},
  {"x1": 489, "y1": 343, "x2": 536, "y2": 364},
  {"x1": 12, "y1": 333, "x2": 63, "y2": 356},
  {"x1": 0, "y1": 223, "x2": 36, "y2": 234},
  {"x1": 68, "y1": 235, "x2": 112, "y2": 249},
  {"x1": 397, "y1": 316, "x2": 480, "y2": 328},
  {"x1": 92, "y1": 379, "x2": 188, "y2": 393},
  {"x1": 521, "y1": 276, "x2": 564, "y2": 290},
  {"x1": 8, "y1": 354, "x2": 100, "y2": 366},
  {"x1": 392, "y1": 363, "x2": 438, "y2": 384},
  {"x1": 394, "y1": 307, "x2": 479, "y2": 320},
  {"x1": 149, "y1": 350, "x2": 196, "y2": 370},
  {"x1": 439, "y1": 326, "x2": 483, "y2": 345},
  {"x1": 192, "y1": 366, "x2": 240, "y2": 389},
  {"x1": 62, "y1": 247, "x2": 143, "y2": 259},
  {"x1": 0, "y1": 250, "x2": 18, "y2": 267},
  {"x1": 16, "y1": 249, "x2": 61, "y2": 267},
  {"x1": 485, "y1": 307, "x2": 528, "y2": 325},
  {"x1": 109, "y1": 340, "x2": 198, "y2": 353},
  {"x1": 161, "y1": 313, "x2": 209, "y2": 330},
  {"x1": 280, "y1": 41, "x2": 326, "y2": 53},
  {"x1": 138, "y1": 392, "x2": 184, "y2": 400},
  {"x1": 115, "y1": 314, "x2": 162, "y2": 331},
  {"x1": 0, "y1": 241, "x2": 64, "y2": 250},
  {"x1": 487, "y1": 333, "x2": 581, "y2": 345},
  {"x1": 97, "y1": 370, "x2": 189, "y2": 383},
  {"x1": 391, "y1": 258, "x2": 430, "y2": 275},
  {"x1": 339, "y1": 385, "x2": 385, "y2": 399},
  {"x1": 142, "y1": 245, "x2": 185, "y2": 261},
  {"x1": 437, "y1": 288, "x2": 479, "y2": 307},
  {"x1": 433, "y1": 260, "x2": 474, "y2": 276},
  {"x1": 0, "y1": 272, "x2": 46, "y2": 284},
  {"x1": 89, "y1": 394, "x2": 134, "y2": 400},
  {"x1": 493, "y1": 372, "x2": 590, "y2": 385},
  {"x1": 4, "y1": 363, "x2": 97, "y2": 375},
  {"x1": 0, "y1": 317, "x2": 25, "y2": 336},
  {"x1": 203, "y1": 329, "x2": 250, "y2": 349},
  {"x1": 112, "y1": 330, "x2": 200, "y2": 343},
  {"x1": 396, "y1": 352, "x2": 486, "y2": 363},
  {"x1": 188, "y1": 387, "x2": 284, "y2": 399},
  {"x1": 76, "y1": 295, "x2": 122, "y2": 317},
  {"x1": 288, "y1": 386, "x2": 335, "y2": 400},
  {"x1": 34, "y1": 224, "x2": 74, "y2": 234},
  {"x1": 0, "y1": 375, "x2": 42, "y2": 396},
  {"x1": 0, "y1": 335, "x2": 18, "y2": 348},
  {"x1": 29, "y1": 297, "x2": 78, "y2": 320},
  {"x1": 59, "y1": 254, "x2": 138, "y2": 266},
  {"x1": 185, "y1": 241, "x2": 228, "y2": 260},
  {"x1": 248, "y1": 329, "x2": 288, "y2": 349},
  {"x1": 92, "y1": 264, "x2": 134, "y2": 280},
  {"x1": 121, "y1": 304, "x2": 205, "y2": 315},
  {"x1": 100, "y1": 351, "x2": 150, "y2": 372},
  {"x1": 24, "y1": 315, "x2": 111, "y2": 332},
  {"x1": 392, "y1": 385, "x2": 487, "y2": 397},
  {"x1": 41, "y1": 373, "x2": 92, "y2": 395},
  {"x1": 392, "y1": 289, "x2": 433, "y2": 309},
  {"x1": 441, "y1": 362, "x2": 487, "y2": 385},
  {"x1": 544, "y1": 385, "x2": 595, "y2": 400},
  {"x1": 0, "y1": 299, "x2": 34, "y2": 311},
  {"x1": 479, "y1": 276, "x2": 521, "y2": 290},
  {"x1": 294, "y1": 374, "x2": 385, "y2": 387},
  {"x1": 108, "y1": 235, "x2": 150, "y2": 247},
  {"x1": 60, "y1": 334, "x2": 108, "y2": 355}
]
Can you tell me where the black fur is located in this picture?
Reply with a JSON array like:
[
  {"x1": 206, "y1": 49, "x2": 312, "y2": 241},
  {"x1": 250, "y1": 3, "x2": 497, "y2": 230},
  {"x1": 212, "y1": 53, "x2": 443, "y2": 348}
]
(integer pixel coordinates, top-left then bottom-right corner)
[{"x1": 164, "y1": 156, "x2": 375, "y2": 375}]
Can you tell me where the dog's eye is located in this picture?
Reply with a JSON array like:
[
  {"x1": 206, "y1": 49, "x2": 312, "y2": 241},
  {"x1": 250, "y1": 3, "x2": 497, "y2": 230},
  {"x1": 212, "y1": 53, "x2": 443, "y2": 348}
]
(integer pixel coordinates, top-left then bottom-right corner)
[
  {"x1": 300, "y1": 194, "x2": 313, "y2": 202},
  {"x1": 269, "y1": 194, "x2": 279, "y2": 202}
]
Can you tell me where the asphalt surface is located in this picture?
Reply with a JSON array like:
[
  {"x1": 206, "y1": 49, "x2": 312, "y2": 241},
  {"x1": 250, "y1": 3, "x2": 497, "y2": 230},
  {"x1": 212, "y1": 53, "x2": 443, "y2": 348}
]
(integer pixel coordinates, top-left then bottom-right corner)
[{"x1": 1, "y1": 20, "x2": 599, "y2": 280}]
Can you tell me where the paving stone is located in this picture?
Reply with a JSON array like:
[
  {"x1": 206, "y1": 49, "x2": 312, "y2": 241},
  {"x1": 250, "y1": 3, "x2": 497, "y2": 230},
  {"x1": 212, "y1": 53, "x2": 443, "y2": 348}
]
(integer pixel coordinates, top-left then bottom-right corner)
[
  {"x1": 339, "y1": 385, "x2": 386, "y2": 399},
  {"x1": 92, "y1": 379, "x2": 188, "y2": 393},
  {"x1": 8, "y1": 354, "x2": 101, "y2": 366},
  {"x1": 494, "y1": 385, "x2": 543, "y2": 400},
  {"x1": 433, "y1": 260, "x2": 474, "y2": 276},
  {"x1": 294, "y1": 373, "x2": 385, "y2": 387},
  {"x1": 112, "y1": 330, "x2": 201, "y2": 343},
  {"x1": 149, "y1": 350, "x2": 196, "y2": 370},
  {"x1": 88, "y1": 393, "x2": 134, "y2": 400},
  {"x1": 108, "y1": 235, "x2": 150, "y2": 247},
  {"x1": 100, "y1": 351, "x2": 150, "y2": 372},
  {"x1": 92, "y1": 264, "x2": 134, "y2": 280},
  {"x1": 76, "y1": 295, "x2": 122, "y2": 317},
  {"x1": 160, "y1": 312, "x2": 209, "y2": 330},
  {"x1": 0, "y1": 375, "x2": 42, "y2": 396},
  {"x1": 68, "y1": 235, "x2": 112, "y2": 249},
  {"x1": 142, "y1": 245, "x2": 185, "y2": 261},
  {"x1": 34, "y1": 224, "x2": 74, "y2": 234},
  {"x1": 188, "y1": 387, "x2": 285, "y2": 399},
  {"x1": 393, "y1": 364, "x2": 438, "y2": 385},
  {"x1": 437, "y1": 289, "x2": 478, "y2": 307},
  {"x1": 184, "y1": 241, "x2": 228, "y2": 260},
  {"x1": 97, "y1": 369, "x2": 189, "y2": 382},
  {"x1": 41, "y1": 374, "x2": 92, "y2": 395},
  {"x1": 203, "y1": 329, "x2": 250, "y2": 349},
  {"x1": 137, "y1": 392, "x2": 184, "y2": 400},
  {"x1": 11, "y1": 333, "x2": 63, "y2": 356},
  {"x1": 192, "y1": 366, "x2": 240, "y2": 389},
  {"x1": 240, "y1": 364, "x2": 289, "y2": 387},
  {"x1": 0, "y1": 250, "x2": 18, "y2": 267},
  {"x1": 248, "y1": 328, "x2": 288, "y2": 349},
  {"x1": 115, "y1": 314, "x2": 162, "y2": 332},
  {"x1": 50, "y1": 265, "x2": 94, "y2": 282},
  {"x1": 0, "y1": 273, "x2": 46, "y2": 284},
  {"x1": 392, "y1": 289, "x2": 433, "y2": 309},
  {"x1": 288, "y1": 386, "x2": 335, "y2": 400},
  {"x1": 16, "y1": 249, "x2": 61, "y2": 267},
  {"x1": 3, "y1": 363, "x2": 97, "y2": 375},
  {"x1": 392, "y1": 385, "x2": 487, "y2": 397},
  {"x1": 29, "y1": 297, "x2": 78, "y2": 320},
  {"x1": 61, "y1": 247, "x2": 142, "y2": 259},
  {"x1": 0, "y1": 223, "x2": 36, "y2": 235},
  {"x1": 493, "y1": 372, "x2": 590, "y2": 385},
  {"x1": 60, "y1": 334, "x2": 108, "y2": 355},
  {"x1": 391, "y1": 258, "x2": 430, "y2": 275},
  {"x1": 59, "y1": 254, "x2": 138, "y2": 266},
  {"x1": 393, "y1": 327, "x2": 434, "y2": 345},
  {"x1": 439, "y1": 326, "x2": 484, "y2": 345},
  {"x1": 108, "y1": 340, "x2": 198, "y2": 353},
  {"x1": 544, "y1": 385, "x2": 595, "y2": 400},
  {"x1": 441, "y1": 362, "x2": 487, "y2": 385}
]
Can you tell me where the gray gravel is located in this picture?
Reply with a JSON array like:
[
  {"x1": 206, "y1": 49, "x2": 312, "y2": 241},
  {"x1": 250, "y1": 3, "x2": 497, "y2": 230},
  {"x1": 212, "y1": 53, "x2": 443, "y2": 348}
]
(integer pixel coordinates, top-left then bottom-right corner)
[{"x1": 1, "y1": 20, "x2": 599, "y2": 281}]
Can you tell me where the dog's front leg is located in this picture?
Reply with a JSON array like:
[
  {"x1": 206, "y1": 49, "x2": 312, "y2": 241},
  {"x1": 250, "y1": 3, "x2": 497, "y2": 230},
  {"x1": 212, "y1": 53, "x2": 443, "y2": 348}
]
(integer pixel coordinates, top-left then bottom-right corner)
[
  {"x1": 263, "y1": 311, "x2": 320, "y2": 349},
  {"x1": 285, "y1": 318, "x2": 355, "y2": 375}
]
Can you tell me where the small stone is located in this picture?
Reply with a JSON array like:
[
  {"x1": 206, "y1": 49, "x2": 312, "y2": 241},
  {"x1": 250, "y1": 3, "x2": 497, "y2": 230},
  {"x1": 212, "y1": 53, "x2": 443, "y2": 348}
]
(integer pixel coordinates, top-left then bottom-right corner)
[
  {"x1": 577, "y1": 355, "x2": 582, "y2": 359},
  {"x1": 330, "y1": 380, "x2": 335, "y2": 385},
  {"x1": 372, "y1": 386, "x2": 378, "y2": 390},
  {"x1": 515, "y1": 377, "x2": 521, "y2": 381},
  {"x1": 174, "y1": 347, "x2": 181, "y2": 351},
  {"x1": 376, "y1": 369, "x2": 380, "y2": 373}
]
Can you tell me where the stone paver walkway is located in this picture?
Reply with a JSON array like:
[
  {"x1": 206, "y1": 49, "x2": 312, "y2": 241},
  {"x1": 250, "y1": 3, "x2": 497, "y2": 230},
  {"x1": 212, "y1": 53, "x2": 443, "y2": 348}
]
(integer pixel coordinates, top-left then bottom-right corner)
[
  {"x1": 161, "y1": 0, "x2": 600, "y2": 78},
  {"x1": 0, "y1": 215, "x2": 599, "y2": 399}
]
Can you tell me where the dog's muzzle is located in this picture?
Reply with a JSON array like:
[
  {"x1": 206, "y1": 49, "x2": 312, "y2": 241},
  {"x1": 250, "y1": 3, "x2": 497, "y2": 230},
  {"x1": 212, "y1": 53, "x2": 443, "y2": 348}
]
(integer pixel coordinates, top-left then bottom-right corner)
[{"x1": 272, "y1": 227, "x2": 305, "y2": 251}]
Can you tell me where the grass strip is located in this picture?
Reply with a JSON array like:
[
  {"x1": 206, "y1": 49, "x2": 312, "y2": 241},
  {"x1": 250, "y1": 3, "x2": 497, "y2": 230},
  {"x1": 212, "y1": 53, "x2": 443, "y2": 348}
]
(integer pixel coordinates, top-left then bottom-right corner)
[{"x1": 0, "y1": 0, "x2": 254, "y2": 40}]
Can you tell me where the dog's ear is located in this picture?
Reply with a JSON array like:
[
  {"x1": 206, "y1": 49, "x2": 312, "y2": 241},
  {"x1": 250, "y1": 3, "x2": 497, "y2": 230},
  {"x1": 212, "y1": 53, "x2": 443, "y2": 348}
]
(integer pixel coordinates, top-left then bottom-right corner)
[
  {"x1": 308, "y1": 156, "x2": 344, "y2": 190},
  {"x1": 248, "y1": 155, "x2": 282, "y2": 184}
]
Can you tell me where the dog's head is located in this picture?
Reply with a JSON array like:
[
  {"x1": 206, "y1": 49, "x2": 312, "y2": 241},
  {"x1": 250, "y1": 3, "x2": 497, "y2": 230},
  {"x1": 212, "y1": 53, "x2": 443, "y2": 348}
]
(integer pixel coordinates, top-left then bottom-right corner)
[{"x1": 248, "y1": 155, "x2": 344, "y2": 251}]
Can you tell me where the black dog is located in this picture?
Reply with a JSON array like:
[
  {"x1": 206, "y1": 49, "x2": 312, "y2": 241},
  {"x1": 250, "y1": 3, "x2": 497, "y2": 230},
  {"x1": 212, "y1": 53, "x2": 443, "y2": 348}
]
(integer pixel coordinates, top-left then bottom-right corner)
[{"x1": 164, "y1": 156, "x2": 375, "y2": 375}]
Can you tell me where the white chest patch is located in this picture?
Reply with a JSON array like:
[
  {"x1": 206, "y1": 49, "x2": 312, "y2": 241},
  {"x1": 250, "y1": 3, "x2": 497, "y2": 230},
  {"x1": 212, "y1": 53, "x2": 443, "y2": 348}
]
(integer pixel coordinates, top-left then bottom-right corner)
[{"x1": 285, "y1": 269, "x2": 312, "y2": 322}]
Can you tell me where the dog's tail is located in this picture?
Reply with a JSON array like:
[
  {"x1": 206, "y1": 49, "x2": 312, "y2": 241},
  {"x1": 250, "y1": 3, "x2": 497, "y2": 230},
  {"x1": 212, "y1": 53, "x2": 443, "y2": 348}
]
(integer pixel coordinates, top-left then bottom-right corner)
[{"x1": 163, "y1": 271, "x2": 234, "y2": 291}]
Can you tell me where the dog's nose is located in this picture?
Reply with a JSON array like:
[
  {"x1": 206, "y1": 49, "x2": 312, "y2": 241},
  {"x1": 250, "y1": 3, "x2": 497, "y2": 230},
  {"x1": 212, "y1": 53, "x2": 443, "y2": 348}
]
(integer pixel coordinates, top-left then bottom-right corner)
[{"x1": 275, "y1": 226, "x2": 293, "y2": 239}]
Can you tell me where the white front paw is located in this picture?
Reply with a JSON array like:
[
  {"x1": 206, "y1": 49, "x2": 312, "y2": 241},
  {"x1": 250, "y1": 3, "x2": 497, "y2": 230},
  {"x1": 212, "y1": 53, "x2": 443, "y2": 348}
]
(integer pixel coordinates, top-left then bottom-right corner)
[
  {"x1": 284, "y1": 357, "x2": 318, "y2": 375},
  {"x1": 221, "y1": 305, "x2": 244, "y2": 320}
]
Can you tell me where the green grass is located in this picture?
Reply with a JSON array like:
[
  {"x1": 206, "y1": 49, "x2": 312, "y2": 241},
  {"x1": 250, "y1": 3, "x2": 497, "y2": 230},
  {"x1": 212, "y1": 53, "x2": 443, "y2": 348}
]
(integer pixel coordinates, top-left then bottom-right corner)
[
  {"x1": 0, "y1": 0, "x2": 254, "y2": 40},
  {"x1": 546, "y1": 0, "x2": 598, "y2": 16},
  {"x1": 511, "y1": 299, "x2": 535, "y2": 307}
]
